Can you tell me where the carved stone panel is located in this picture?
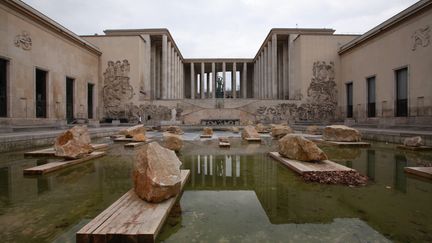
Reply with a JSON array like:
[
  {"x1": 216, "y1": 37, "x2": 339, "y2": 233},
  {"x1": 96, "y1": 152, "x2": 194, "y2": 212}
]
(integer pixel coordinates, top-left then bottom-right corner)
[
  {"x1": 103, "y1": 60, "x2": 134, "y2": 118},
  {"x1": 14, "y1": 31, "x2": 32, "y2": 50},
  {"x1": 412, "y1": 25, "x2": 430, "y2": 51},
  {"x1": 255, "y1": 61, "x2": 337, "y2": 123}
]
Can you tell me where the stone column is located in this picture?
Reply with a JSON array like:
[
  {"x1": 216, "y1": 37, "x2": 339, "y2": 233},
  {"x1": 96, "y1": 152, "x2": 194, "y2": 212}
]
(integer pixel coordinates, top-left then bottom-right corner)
[
  {"x1": 242, "y1": 62, "x2": 247, "y2": 98},
  {"x1": 268, "y1": 40, "x2": 273, "y2": 99},
  {"x1": 232, "y1": 62, "x2": 237, "y2": 99},
  {"x1": 171, "y1": 47, "x2": 175, "y2": 99},
  {"x1": 222, "y1": 62, "x2": 226, "y2": 98},
  {"x1": 201, "y1": 62, "x2": 205, "y2": 99},
  {"x1": 212, "y1": 62, "x2": 216, "y2": 99},
  {"x1": 272, "y1": 34, "x2": 277, "y2": 99},
  {"x1": 206, "y1": 70, "x2": 210, "y2": 98},
  {"x1": 190, "y1": 62, "x2": 195, "y2": 99},
  {"x1": 167, "y1": 42, "x2": 172, "y2": 99},
  {"x1": 174, "y1": 52, "x2": 178, "y2": 99},
  {"x1": 162, "y1": 35, "x2": 168, "y2": 99},
  {"x1": 253, "y1": 61, "x2": 257, "y2": 98},
  {"x1": 260, "y1": 54, "x2": 264, "y2": 99},
  {"x1": 264, "y1": 46, "x2": 268, "y2": 99}
]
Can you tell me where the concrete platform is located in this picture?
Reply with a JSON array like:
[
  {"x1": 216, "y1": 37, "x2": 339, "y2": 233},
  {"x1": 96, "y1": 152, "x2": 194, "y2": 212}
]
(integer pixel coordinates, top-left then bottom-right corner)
[
  {"x1": 396, "y1": 145, "x2": 432, "y2": 151},
  {"x1": 268, "y1": 152, "x2": 353, "y2": 175},
  {"x1": 312, "y1": 139, "x2": 371, "y2": 147},
  {"x1": 24, "y1": 143, "x2": 109, "y2": 157},
  {"x1": 23, "y1": 151, "x2": 106, "y2": 175},
  {"x1": 404, "y1": 167, "x2": 432, "y2": 180},
  {"x1": 76, "y1": 170, "x2": 190, "y2": 243}
]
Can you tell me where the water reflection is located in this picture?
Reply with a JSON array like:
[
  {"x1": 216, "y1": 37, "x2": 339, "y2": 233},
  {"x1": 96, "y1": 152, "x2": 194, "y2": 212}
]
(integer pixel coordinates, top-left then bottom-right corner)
[{"x1": 174, "y1": 141, "x2": 432, "y2": 242}]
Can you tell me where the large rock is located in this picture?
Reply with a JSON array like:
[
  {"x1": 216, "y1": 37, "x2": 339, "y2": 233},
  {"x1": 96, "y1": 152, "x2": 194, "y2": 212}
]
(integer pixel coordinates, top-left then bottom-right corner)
[
  {"x1": 120, "y1": 125, "x2": 146, "y2": 138},
  {"x1": 54, "y1": 125, "x2": 94, "y2": 159},
  {"x1": 203, "y1": 127, "x2": 213, "y2": 136},
  {"x1": 133, "y1": 142, "x2": 182, "y2": 203},
  {"x1": 164, "y1": 133, "x2": 183, "y2": 152},
  {"x1": 403, "y1": 136, "x2": 424, "y2": 147},
  {"x1": 278, "y1": 134, "x2": 328, "y2": 162},
  {"x1": 242, "y1": 125, "x2": 260, "y2": 139},
  {"x1": 256, "y1": 123, "x2": 270, "y2": 133},
  {"x1": 166, "y1": 126, "x2": 184, "y2": 135},
  {"x1": 133, "y1": 133, "x2": 147, "y2": 142},
  {"x1": 322, "y1": 125, "x2": 361, "y2": 142},
  {"x1": 271, "y1": 125, "x2": 293, "y2": 139},
  {"x1": 306, "y1": 125, "x2": 321, "y2": 135},
  {"x1": 231, "y1": 127, "x2": 240, "y2": 133}
]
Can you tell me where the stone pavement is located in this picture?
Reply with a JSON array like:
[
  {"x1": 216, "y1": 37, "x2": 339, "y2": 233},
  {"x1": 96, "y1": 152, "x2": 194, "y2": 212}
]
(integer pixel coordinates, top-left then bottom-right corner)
[{"x1": 0, "y1": 126, "x2": 124, "y2": 152}]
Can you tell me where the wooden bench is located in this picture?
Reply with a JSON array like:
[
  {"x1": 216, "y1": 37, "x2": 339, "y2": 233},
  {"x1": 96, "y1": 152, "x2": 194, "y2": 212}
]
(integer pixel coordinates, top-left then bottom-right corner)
[
  {"x1": 200, "y1": 134, "x2": 212, "y2": 138},
  {"x1": 404, "y1": 167, "x2": 432, "y2": 179},
  {"x1": 23, "y1": 151, "x2": 106, "y2": 175},
  {"x1": 76, "y1": 170, "x2": 190, "y2": 243},
  {"x1": 397, "y1": 145, "x2": 432, "y2": 151},
  {"x1": 245, "y1": 137, "x2": 261, "y2": 142},
  {"x1": 268, "y1": 152, "x2": 353, "y2": 175},
  {"x1": 124, "y1": 142, "x2": 147, "y2": 148},
  {"x1": 219, "y1": 142, "x2": 230, "y2": 147},
  {"x1": 24, "y1": 143, "x2": 108, "y2": 158}
]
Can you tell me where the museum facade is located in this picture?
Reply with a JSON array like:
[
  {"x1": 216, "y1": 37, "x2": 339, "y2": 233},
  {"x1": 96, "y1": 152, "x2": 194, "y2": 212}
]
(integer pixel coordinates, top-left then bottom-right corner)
[{"x1": 0, "y1": 0, "x2": 431, "y2": 128}]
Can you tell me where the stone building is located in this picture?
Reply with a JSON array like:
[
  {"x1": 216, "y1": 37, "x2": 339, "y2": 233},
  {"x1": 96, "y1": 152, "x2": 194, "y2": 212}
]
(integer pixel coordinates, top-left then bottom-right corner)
[{"x1": 0, "y1": 0, "x2": 431, "y2": 129}]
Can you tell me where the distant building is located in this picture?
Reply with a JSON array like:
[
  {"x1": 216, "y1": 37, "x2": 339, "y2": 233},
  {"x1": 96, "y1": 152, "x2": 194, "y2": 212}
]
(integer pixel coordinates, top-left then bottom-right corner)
[{"x1": 0, "y1": 0, "x2": 430, "y2": 128}]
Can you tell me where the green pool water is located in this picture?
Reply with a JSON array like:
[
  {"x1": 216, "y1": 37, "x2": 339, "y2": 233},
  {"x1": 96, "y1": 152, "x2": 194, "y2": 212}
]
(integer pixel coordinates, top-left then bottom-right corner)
[{"x1": 0, "y1": 135, "x2": 431, "y2": 242}]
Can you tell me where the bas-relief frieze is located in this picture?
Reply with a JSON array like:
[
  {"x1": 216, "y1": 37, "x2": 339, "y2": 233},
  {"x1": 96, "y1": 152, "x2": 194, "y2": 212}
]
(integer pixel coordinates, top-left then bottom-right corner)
[
  {"x1": 14, "y1": 31, "x2": 32, "y2": 50},
  {"x1": 103, "y1": 60, "x2": 134, "y2": 118},
  {"x1": 124, "y1": 103, "x2": 183, "y2": 123},
  {"x1": 255, "y1": 61, "x2": 337, "y2": 123},
  {"x1": 412, "y1": 25, "x2": 430, "y2": 51}
]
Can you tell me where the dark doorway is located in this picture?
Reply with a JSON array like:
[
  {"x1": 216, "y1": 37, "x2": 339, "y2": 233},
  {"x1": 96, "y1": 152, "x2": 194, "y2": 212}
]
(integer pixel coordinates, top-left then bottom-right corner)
[
  {"x1": 0, "y1": 59, "x2": 7, "y2": 117},
  {"x1": 367, "y1": 76, "x2": 376, "y2": 117},
  {"x1": 346, "y1": 83, "x2": 353, "y2": 118},
  {"x1": 66, "y1": 77, "x2": 74, "y2": 123},
  {"x1": 396, "y1": 68, "x2": 408, "y2": 117},
  {"x1": 87, "y1": 83, "x2": 94, "y2": 119},
  {"x1": 35, "y1": 69, "x2": 47, "y2": 118}
]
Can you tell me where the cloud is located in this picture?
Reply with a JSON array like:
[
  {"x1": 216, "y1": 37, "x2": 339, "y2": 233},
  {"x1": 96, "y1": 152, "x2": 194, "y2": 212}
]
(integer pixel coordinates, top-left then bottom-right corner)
[{"x1": 22, "y1": 0, "x2": 419, "y2": 57}]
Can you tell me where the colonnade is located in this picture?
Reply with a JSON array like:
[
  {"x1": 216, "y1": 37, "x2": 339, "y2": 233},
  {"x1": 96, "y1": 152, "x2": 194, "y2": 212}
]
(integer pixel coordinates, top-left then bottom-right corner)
[
  {"x1": 189, "y1": 61, "x2": 248, "y2": 99},
  {"x1": 253, "y1": 33, "x2": 289, "y2": 99},
  {"x1": 160, "y1": 34, "x2": 184, "y2": 99}
]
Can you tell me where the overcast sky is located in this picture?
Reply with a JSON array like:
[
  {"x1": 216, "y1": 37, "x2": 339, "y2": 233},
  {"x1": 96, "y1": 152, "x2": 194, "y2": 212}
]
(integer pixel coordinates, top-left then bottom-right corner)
[{"x1": 23, "y1": 0, "x2": 419, "y2": 58}]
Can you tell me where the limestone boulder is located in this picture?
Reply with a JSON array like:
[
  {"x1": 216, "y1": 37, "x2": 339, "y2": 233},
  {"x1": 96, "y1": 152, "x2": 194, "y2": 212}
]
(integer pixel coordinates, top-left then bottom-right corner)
[
  {"x1": 322, "y1": 125, "x2": 361, "y2": 142},
  {"x1": 167, "y1": 126, "x2": 184, "y2": 135},
  {"x1": 231, "y1": 127, "x2": 240, "y2": 133},
  {"x1": 54, "y1": 125, "x2": 94, "y2": 159},
  {"x1": 164, "y1": 132, "x2": 183, "y2": 152},
  {"x1": 242, "y1": 125, "x2": 260, "y2": 139},
  {"x1": 133, "y1": 142, "x2": 182, "y2": 203},
  {"x1": 278, "y1": 134, "x2": 328, "y2": 162},
  {"x1": 133, "y1": 133, "x2": 147, "y2": 142},
  {"x1": 271, "y1": 125, "x2": 294, "y2": 139},
  {"x1": 256, "y1": 123, "x2": 270, "y2": 133},
  {"x1": 203, "y1": 127, "x2": 213, "y2": 136},
  {"x1": 120, "y1": 125, "x2": 146, "y2": 138},
  {"x1": 403, "y1": 136, "x2": 424, "y2": 147},
  {"x1": 306, "y1": 125, "x2": 321, "y2": 135}
]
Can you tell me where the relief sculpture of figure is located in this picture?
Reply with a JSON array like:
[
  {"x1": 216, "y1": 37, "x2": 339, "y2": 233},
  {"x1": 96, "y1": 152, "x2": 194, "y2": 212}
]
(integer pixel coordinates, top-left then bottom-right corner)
[
  {"x1": 412, "y1": 25, "x2": 430, "y2": 51},
  {"x1": 102, "y1": 60, "x2": 134, "y2": 119},
  {"x1": 14, "y1": 31, "x2": 32, "y2": 50}
]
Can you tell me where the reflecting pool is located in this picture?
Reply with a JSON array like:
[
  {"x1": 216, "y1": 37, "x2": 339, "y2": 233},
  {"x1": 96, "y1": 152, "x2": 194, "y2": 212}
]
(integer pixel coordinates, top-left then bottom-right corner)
[{"x1": 0, "y1": 133, "x2": 431, "y2": 242}]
